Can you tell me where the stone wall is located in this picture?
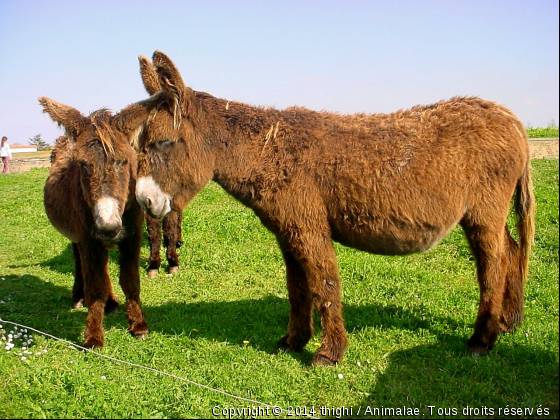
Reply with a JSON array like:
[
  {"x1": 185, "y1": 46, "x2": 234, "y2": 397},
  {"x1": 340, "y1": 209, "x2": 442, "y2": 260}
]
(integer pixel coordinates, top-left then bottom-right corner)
[
  {"x1": 1, "y1": 158, "x2": 51, "y2": 174},
  {"x1": 528, "y1": 138, "x2": 559, "y2": 160}
]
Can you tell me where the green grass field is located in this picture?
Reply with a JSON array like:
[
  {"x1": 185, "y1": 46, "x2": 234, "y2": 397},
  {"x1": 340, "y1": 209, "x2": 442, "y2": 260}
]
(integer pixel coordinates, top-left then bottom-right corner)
[
  {"x1": 0, "y1": 160, "x2": 558, "y2": 419},
  {"x1": 527, "y1": 126, "x2": 559, "y2": 139}
]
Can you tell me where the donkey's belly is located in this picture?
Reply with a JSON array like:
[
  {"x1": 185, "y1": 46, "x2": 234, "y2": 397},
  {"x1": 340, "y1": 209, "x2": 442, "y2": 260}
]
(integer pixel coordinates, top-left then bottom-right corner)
[
  {"x1": 44, "y1": 203, "x2": 81, "y2": 243},
  {"x1": 44, "y1": 179, "x2": 83, "y2": 243},
  {"x1": 331, "y1": 216, "x2": 459, "y2": 256}
]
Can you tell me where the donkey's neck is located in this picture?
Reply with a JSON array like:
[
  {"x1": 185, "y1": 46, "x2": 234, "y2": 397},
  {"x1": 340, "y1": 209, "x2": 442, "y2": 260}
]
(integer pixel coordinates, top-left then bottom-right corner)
[{"x1": 196, "y1": 93, "x2": 285, "y2": 205}]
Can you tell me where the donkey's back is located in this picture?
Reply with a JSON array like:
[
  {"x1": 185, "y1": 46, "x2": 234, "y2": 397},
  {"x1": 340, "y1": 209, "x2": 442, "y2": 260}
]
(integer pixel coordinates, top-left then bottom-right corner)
[{"x1": 288, "y1": 97, "x2": 530, "y2": 255}]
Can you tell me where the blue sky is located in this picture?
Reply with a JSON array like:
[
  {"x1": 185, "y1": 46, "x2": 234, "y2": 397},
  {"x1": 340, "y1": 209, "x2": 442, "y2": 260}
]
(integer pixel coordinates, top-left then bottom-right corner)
[{"x1": 0, "y1": 0, "x2": 558, "y2": 145}]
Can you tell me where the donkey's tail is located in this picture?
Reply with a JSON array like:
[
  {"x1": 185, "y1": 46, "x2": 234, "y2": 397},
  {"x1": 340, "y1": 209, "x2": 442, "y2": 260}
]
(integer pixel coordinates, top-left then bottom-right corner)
[{"x1": 515, "y1": 159, "x2": 535, "y2": 283}]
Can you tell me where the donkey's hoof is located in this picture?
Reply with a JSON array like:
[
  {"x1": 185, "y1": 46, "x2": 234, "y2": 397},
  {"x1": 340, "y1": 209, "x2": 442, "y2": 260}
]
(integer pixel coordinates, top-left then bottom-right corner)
[
  {"x1": 467, "y1": 333, "x2": 494, "y2": 357},
  {"x1": 147, "y1": 269, "x2": 159, "y2": 279},
  {"x1": 72, "y1": 299, "x2": 84, "y2": 309},
  {"x1": 276, "y1": 334, "x2": 309, "y2": 353},
  {"x1": 498, "y1": 322, "x2": 515, "y2": 334},
  {"x1": 83, "y1": 337, "x2": 104, "y2": 349},
  {"x1": 467, "y1": 345, "x2": 489, "y2": 357},
  {"x1": 274, "y1": 338, "x2": 293, "y2": 354},
  {"x1": 312, "y1": 354, "x2": 338, "y2": 367},
  {"x1": 104, "y1": 306, "x2": 119, "y2": 315},
  {"x1": 133, "y1": 331, "x2": 148, "y2": 341},
  {"x1": 105, "y1": 299, "x2": 120, "y2": 315},
  {"x1": 169, "y1": 266, "x2": 179, "y2": 275},
  {"x1": 130, "y1": 323, "x2": 149, "y2": 340}
]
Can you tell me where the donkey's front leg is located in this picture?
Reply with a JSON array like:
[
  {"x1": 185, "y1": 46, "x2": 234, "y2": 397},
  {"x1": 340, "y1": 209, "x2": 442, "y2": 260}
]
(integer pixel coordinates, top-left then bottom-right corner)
[
  {"x1": 146, "y1": 214, "x2": 162, "y2": 278},
  {"x1": 73, "y1": 243, "x2": 119, "y2": 314},
  {"x1": 163, "y1": 210, "x2": 183, "y2": 275},
  {"x1": 119, "y1": 206, "x2": 148, "y2": 339},
  {"x1": 78, "y1": 242, "x2": 111, "y2": 349},
  {"x1": 285, "y1": 232, "x2": 348, "y2": 366}
]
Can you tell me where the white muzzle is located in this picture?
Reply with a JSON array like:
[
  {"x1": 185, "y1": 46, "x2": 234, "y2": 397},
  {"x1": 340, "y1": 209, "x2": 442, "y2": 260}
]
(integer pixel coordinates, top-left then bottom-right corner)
[{"x1": 136, "y1": 176, "x2": 172, "y2": 220}]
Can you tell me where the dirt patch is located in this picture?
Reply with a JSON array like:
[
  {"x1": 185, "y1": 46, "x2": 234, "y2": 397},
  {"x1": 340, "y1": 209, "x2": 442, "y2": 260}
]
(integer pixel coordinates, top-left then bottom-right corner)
[{"x1": 2, "y1": 158, "x2": 51, "y2": 174}]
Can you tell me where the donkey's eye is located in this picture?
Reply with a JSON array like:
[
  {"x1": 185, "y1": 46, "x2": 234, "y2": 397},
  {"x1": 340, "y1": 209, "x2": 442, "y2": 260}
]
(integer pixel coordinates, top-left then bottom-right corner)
[
  {"x1": 79, "y1": 161, "x2": 92, "y2": 175},
  {"x1": 155, "y1": 140, "x2": 174, "y2": 150},
  {"x1": 114, "y1": 159, "x2": 128, "y2": 168}
]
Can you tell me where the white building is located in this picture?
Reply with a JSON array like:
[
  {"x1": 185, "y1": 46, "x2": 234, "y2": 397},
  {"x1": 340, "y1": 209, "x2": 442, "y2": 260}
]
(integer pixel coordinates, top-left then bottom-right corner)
[{"x1": 10, "y1": 144, "x2": 38, "y2": 154}]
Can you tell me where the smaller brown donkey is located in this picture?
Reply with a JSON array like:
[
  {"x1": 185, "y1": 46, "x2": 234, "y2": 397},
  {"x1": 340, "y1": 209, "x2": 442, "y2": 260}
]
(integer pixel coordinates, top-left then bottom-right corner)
[
  {"x1": 122, "y1": 52, "x2": 535, "y2": 366},
  {"x1": 41, "y1": 97, "x2": 149, "y2": 348}
]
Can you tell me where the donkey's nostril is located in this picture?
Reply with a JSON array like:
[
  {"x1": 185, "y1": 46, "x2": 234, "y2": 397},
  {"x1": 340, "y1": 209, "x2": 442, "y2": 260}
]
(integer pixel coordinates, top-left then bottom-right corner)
[
  {"x1": 147, "y1": 198, "x2": 152, "y2": 209},
  {"x1": 95, "y1": 220, "x2": 122, "y2": 240}
]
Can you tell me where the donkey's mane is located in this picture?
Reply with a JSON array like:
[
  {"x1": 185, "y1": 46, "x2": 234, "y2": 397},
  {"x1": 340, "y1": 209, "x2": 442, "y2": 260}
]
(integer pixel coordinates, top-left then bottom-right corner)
[{"x1": 89, "y1": 109, "x2": 116, "y2": 156}]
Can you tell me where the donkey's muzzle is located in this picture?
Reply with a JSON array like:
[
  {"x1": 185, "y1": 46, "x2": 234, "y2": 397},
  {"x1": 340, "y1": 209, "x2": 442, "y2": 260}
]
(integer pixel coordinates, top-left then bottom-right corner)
[
  {"x1": 136, "y1": 176, "x2": 172, "y2": 220},
  {"x1": 94, "y1": 221, "x2": 123, "y2": 241},
  {"x1": 94, "y1": 196, "x2": 123, "y2": 240}
]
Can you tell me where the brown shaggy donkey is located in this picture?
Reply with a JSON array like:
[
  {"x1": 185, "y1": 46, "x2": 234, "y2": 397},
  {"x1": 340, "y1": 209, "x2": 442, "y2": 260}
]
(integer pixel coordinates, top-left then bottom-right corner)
[
  {"x1": 117, "y1": 52, "x2": 535, "y2": 365},
  {"x1": 41, "y1": 98, "x2": 149, "y2": 348}
]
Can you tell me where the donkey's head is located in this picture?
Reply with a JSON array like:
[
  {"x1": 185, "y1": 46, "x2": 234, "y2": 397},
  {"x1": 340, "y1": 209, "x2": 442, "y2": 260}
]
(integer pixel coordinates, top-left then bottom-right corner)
[
  {"x1": 128, "y1": 52, "x2": 214, "y2": 220},
  {"x1": 40, "y1": 97, "x2": 138, "y2": 241}
]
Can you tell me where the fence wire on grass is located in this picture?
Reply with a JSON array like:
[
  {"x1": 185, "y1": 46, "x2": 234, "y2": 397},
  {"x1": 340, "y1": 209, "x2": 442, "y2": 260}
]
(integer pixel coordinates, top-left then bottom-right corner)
[{"x1": 0, "y1": 317, "x2": 320, "y2": 419}]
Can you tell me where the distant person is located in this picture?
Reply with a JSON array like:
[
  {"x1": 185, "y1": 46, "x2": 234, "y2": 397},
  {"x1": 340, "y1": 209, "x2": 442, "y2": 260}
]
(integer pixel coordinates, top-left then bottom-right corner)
[{"x1": 1, "y1": 136, "x2": 12, "y2": 174}]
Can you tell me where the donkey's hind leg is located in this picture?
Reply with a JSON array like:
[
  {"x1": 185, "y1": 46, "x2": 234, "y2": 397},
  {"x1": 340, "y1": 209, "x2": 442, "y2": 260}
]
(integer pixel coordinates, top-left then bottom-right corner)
[
  {"x1": 71, "y1": 243, "x2": 84, "y2": 309},
  {"x1": 461, "y1": 220, "x2": 507, "y2": 356},
  {"x1": 104, "y1": 285, "x2": 120, "y2": 315},
  {"x1": 282, "y1": 231, "x2": 347, "y2": 366},
  {"x1": 500, "y1": 226, "x2": 525, "y2": 333}
]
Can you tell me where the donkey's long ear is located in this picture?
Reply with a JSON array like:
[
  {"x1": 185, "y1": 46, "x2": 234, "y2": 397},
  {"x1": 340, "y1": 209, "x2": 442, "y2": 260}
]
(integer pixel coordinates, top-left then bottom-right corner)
[
  {"x1": 152, "y1": 51, "x2": 194, "y2": 121},
  {"x1": 38, "y1": 97, "x2": 86, "y2": 140},
  {"x1": 139, "y1": 55, "x2": 160, "y2": 95},
  {"x1": 112, "y1": 95, "x2": 161, "y2": 150}
]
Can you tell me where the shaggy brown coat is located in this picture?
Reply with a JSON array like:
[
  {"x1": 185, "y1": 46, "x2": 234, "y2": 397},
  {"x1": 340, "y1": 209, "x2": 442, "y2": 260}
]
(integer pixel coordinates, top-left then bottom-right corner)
[
  {"x1": 118, "y1": 52, "x2": 534, "y2": 365},
  {"x1": 41, "y1": 98, "x2": 148, "y2": 348}
]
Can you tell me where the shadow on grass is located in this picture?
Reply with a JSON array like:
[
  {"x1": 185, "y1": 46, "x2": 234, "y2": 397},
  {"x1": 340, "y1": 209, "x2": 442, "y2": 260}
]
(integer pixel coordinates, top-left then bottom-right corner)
[
  {"x1": 0, "y1": 272, "x2": 460, "y2": 356},
  {"x1": 37, "y1": 230, "x2": 168, "y2": 275},
  {"x1": 349, "y1": 338, "x2": 559, "y2": 418},
  {"x1": 1, "y1": 273, "x2": 558, "y2": 414}
]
